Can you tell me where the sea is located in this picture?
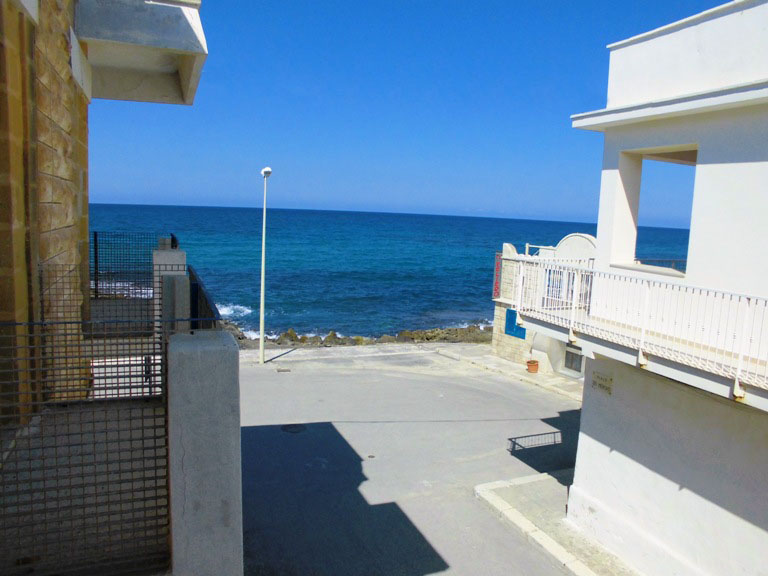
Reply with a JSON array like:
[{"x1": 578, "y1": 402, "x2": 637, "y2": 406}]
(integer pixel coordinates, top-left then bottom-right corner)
[{"x1": 90, "y1": 204, "x2": 689, "y2": 339}]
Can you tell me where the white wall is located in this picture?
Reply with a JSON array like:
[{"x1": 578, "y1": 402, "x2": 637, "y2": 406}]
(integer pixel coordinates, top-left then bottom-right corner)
[
  {"x1": 594, "y1": 103, "x2": 768, "y2": 297},
  {"x1": 568, "y1": 356, "x2": 768, "y2": 576},
  {"x1": 606, "y1": 0, "x2": 768, "y2": 108},
  {"x1": 168, "y1": 331, "x2": 243, "y2": 576}
]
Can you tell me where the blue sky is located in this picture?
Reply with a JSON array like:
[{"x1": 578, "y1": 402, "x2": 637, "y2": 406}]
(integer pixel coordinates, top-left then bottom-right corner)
[{"x1": 89, "y1": 0, "x2": 719, "y2": 227}]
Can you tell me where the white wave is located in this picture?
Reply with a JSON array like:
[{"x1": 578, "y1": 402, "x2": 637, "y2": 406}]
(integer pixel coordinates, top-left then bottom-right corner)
[
  {"x1": 446, "y1": 320, "x2": 494, "y2": 330},
  {"x1": 242, "y1": 330, "x2": 279, "y2": 340},
  {"x1": 90, "y1": 280, "x2": 153, "y2": 299},
  {"x1": 217, "y1": 303, "x2": 254, "y2": 318}
]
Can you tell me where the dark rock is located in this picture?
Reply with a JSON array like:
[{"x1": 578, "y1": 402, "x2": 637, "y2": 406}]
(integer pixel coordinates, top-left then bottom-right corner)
[
  {"x1": 222, "y1": 320, "x2": 246, "y2": 340},
  {"x1": 276, "y1": 328, "x2": 299, "y2": 345},
  {"x1": 396, "y1": 330, "x2": 415, "y2": 342},
  {"x1": 323, "y1": 331, "x2": 342, "y2": 346}
]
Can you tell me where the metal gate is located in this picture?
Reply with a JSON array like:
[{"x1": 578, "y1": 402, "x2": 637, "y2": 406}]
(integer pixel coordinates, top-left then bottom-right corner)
[{"x1": 0, "y1": 233, "x2": 182, "y2": 575}]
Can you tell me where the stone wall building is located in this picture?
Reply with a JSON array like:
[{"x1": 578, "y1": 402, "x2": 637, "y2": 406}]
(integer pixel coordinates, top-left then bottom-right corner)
[
  {"x1": 1, "y1": 0, "x2": 207, "y2": 407},
  {"x1": 2, "y1": 0, "x2": 88, "y2": 327},
  {"x1": 492, "y1": 235, "x2": 596, "y2": 376},
  {"x1": 0, "y1": 6, "x2": 243, "y2": 576},
  {"x1": 2, "y1": 0, "x2": 207, "y2": 325}
]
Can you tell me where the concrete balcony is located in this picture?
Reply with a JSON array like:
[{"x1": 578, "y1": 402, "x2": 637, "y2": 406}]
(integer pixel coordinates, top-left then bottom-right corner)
[
  {"x1": 494, "y1": 256, "x2": 768, "y2": 411},
  {"x1": 75, "y1": 0, "x2": 208, "y2": 104}
]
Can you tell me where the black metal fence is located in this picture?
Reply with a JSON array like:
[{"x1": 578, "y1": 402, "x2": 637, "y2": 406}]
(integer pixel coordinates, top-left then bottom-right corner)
[
  {"x1": 189, "y1": 265, "x2": 221, "y2": 330},
  {"x1": 90, "y1": 232, "x2": 160, "y2": 301},
  {"x1": 0, "y1": 232, "x2": 220, "y2": 576}
]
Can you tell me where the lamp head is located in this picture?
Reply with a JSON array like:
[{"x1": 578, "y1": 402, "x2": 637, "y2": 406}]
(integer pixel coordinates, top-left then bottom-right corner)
[{"x1": 261, "y1": 167, "x2": 272, "y2": 178}]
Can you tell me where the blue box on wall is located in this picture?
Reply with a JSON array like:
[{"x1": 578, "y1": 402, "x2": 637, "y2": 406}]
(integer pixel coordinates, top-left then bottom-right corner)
[{"x1": 504, "y1": 309, "x2": 526, "y2": 339}]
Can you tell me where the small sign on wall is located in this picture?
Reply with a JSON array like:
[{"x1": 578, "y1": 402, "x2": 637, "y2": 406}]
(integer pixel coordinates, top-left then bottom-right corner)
[
  {"x1": 493, "y1": 252, "x2": 502, "y2": 299},
  {"x1": 505, "y1": 309, "x2": 526, "y2": 340},
  {"x1": 592, "y1": 371, "x2": 613, "y2": 395}
]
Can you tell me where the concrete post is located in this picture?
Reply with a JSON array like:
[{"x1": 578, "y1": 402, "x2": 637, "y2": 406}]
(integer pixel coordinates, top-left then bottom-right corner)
[
  {"x1": 162, "y1": 275, "x2": 190, "y2": 334},
  {"x1": 153, "y1": 247, "x2": 186, "y2": 330},
  {"x1": 168, "y1": 331, "x2": 243, "y2": 576},
  {"x1": 595, "y1": 148, "x2": 642, "y2": 268}
]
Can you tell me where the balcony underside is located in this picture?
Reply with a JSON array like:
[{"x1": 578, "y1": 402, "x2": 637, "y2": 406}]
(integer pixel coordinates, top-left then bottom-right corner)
[
  {"x1": 75, "y1": 0, "x2": 208, "y2": 105},
  {"x1": 494, "y1": 254, "x2": 768, "y2": 412},
  {"x1": 516, "y1": 310, "x2": 768, "y2": 413}
]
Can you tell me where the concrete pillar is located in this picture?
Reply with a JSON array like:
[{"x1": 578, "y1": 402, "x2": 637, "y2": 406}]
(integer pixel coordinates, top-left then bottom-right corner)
[
  {"x1": 153, "y1": 247, "x2": 186, "y2": 327},
  {"x1": 595, "y1": 150, "x2": 642, "y2": 268},
  {"x1": 162, "y1": 274, "x2": 190, "y2": 333},
  {"x1": 168, "y1": 331, "x2": 243, "y2": 576}
]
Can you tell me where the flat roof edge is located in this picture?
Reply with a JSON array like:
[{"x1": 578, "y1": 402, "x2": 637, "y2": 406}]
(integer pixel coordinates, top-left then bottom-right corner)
[
  {"x1": 571, "y1": 82, "x2": 768, "y2": 131},
  {"x1": 606, "y1": 0, "x2": 766, "y2": 50}
]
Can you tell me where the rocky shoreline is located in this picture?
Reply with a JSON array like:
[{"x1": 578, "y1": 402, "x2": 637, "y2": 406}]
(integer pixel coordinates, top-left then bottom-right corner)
[{"x1": 222, "y1": 320, "x2": 492, "y2": 349}]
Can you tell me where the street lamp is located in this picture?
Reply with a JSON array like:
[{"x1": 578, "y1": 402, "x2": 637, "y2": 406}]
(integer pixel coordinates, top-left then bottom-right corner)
[{"x1": 259, "y1": 166, "x2": 272, "y2": 364}]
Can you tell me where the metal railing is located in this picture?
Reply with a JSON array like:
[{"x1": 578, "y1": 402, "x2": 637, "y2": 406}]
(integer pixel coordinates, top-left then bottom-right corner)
[
  {"x1": 493, "y1": 252, "x2": 595, "y2": 302},
  {"x1": 90, "y1": 231, "x2": 160, "y2": 301},
  {"x1": 0, "y1": 233, "x2": 220, "y2": 576},
  {"x1": 90, "y1": 231, "x2": 218, "y2": 331},
  {"x1": 0, "y1": 314, "x2": 208, "y2": 575},
  {"x1": 189, "y1": 265, "x2": 220, "y2": 330},
  {"x1": 496, "y1": 256, "x2": 768, "y2": 392}
]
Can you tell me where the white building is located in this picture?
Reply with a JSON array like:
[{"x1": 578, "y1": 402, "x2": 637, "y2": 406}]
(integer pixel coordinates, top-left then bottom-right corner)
[
  {"x1": 495, "y1": 1, "x2": 768, "y2": 574},
  {"x1": 492, "y1": 234, "x2": 596, "y2": 377}
]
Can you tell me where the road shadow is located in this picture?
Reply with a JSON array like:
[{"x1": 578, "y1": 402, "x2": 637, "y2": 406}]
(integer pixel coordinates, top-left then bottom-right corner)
[
  {"x1": 507, "y1": 409, "x2": 581, "y2": 485},
  {"x1": 241, "y1": 422, "x2": 449, "y2": 576}
]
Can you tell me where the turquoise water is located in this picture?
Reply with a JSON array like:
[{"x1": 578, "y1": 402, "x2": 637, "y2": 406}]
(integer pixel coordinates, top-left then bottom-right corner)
[{"x1": 90, "y1": 204, "x2": 689, "y2": 337}]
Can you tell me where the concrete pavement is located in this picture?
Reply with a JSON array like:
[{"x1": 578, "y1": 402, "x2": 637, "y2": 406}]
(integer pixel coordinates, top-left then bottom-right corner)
[
  {"x1": 475, "y1": 470, "x2": 637, "y2": 576},
  {"x1": 239, "y1": 343, "x2": 582, "y2": 575}
]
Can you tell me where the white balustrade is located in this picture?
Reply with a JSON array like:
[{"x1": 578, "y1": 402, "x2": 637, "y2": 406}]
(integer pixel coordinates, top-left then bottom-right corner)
[{"x1": 497, "y1": 256, "x2": 768, "y2": 390}]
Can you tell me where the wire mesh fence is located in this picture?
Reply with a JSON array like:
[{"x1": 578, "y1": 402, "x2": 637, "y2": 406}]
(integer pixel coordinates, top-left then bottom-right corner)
[
  {"x1": 0, "y1": 233, "x2": 220, "y2": 575},
  {"x1": 90, "y1": 232, "x2": 163, "y2": 300},
  {"x1": 0, "y1": 317, "x2": 172, "y2": 575}
]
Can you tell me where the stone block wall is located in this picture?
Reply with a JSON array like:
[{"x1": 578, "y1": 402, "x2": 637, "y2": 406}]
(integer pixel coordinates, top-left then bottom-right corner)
[
  {"x1": 491, "y1": 302, "x2": 533, "y2": 363},
  {"x1": 1, "y1": 0, "x2": 88, "y2": 323},
  {"x1": 1, "y1": 0, "x2": 90, "y2": 409},
  {"x1": 34, "y1": 0, "x2": 89, "y2": 322}
]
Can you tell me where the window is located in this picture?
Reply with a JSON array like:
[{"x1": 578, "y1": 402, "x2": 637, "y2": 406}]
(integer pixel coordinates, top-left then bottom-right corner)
[
  {"x1": 564, "y1": 346, "x2": 584, "y2": 373},
  {"x1": 635, "y1": 152, "x2": 695, "y2": 273}
]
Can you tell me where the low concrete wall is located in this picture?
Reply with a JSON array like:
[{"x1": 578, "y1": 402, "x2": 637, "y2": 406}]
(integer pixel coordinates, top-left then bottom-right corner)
[
  {"x1": 168, "y1": 331, "x2": 243, "y2": 576},
  {"x1": 568, "y1": 356, "x2": 768, "y2": 576}
]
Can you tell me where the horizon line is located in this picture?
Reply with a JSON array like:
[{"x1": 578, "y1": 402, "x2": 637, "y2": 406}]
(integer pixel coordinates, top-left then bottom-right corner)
[
  {"x1": 88, "y1": 201, "x2": 691, "y2": 231},
  {"x1": 90, "y1": 201, "x2": 598, "y2": 225}
]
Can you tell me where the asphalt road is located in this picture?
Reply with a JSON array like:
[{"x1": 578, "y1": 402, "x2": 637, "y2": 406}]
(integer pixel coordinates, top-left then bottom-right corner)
[{"x1": 239, "y1": 344, "x2": 581, "y2": 576}]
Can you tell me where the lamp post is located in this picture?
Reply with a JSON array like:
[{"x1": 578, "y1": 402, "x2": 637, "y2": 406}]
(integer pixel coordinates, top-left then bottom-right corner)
[{"x1": 259, "y1": 166, "x2": 272, "y2": 364}]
